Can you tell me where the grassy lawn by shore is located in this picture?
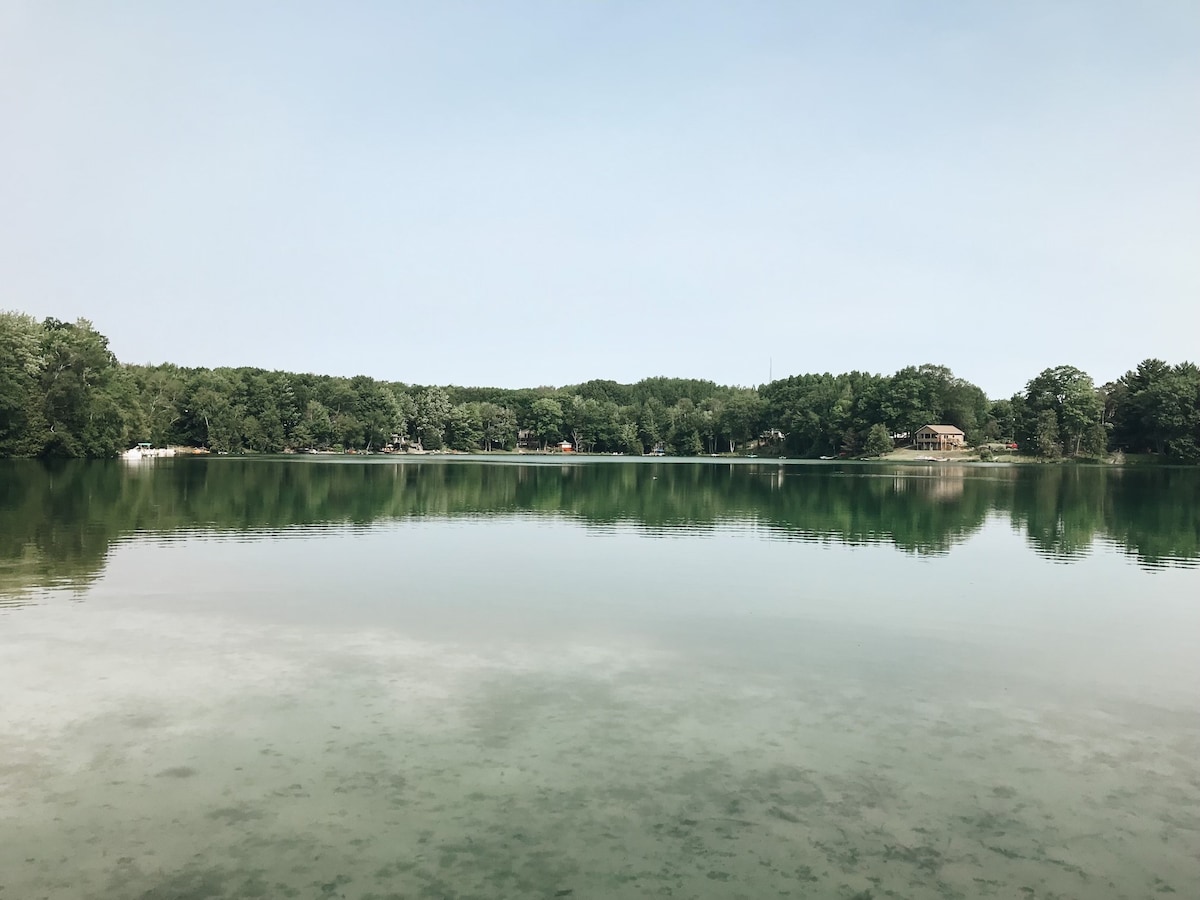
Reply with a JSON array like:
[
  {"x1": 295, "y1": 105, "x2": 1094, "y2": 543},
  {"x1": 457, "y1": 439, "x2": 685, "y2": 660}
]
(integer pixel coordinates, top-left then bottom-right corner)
[
  {"x1": 875, "y1": 447, "x2": 1155, "y2": 465},
  {"x1": 882, "y1": 447, "x2": 1023, "y2": 463}
]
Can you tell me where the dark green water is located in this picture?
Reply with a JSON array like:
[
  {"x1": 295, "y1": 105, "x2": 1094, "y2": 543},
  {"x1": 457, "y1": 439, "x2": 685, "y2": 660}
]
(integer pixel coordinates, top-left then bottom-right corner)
[{"x1": 2, "y1": 457, "x2": 1198, "y2": 899}]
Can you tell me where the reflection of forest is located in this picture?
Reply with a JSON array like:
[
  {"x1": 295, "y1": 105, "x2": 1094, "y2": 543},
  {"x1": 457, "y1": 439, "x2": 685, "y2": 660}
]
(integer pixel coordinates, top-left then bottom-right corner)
[{"x1": 2, "y1": 459, "x2": 1198, "y2": 598}]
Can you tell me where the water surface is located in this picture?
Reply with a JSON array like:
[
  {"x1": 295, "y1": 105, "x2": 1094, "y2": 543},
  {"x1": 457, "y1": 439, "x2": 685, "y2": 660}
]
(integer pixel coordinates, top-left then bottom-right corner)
[{"x1": 2, "y1": 457, "x2": 1198, "y2": 899}]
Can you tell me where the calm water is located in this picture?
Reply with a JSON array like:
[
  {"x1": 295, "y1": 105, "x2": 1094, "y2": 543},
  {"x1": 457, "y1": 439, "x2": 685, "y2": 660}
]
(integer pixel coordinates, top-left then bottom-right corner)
[{"x1": 2, "y1": 457, "x2": 1198, "y2": 900}]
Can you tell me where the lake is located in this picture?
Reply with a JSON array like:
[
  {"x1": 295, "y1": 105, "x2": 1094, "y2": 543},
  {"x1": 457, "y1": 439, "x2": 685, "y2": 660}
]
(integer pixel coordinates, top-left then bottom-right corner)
[{"x1": 2, "y1": 456, "x2": 1198, "y2": 899}]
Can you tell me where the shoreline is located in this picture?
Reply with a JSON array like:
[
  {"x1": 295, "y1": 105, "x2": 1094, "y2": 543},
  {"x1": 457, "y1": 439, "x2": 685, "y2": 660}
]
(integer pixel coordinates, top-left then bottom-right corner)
[{"x1": 174, "y1": 448, "x2": 1167, "y2": 467}]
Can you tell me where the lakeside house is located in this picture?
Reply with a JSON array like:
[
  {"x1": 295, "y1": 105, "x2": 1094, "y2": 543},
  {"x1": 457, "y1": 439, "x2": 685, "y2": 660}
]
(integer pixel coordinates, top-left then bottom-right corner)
[
  {"x1": 558, "y1": 440, "x2": 574, "y2": 453},
  {"x1": 914, "y1": 424, "x2": 966, "y2": 451}
]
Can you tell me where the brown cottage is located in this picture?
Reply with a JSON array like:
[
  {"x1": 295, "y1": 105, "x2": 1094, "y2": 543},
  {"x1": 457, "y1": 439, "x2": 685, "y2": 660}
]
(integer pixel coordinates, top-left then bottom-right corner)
[{"x1": 914, "y1": 424, "x2": 966, "y2": 451}]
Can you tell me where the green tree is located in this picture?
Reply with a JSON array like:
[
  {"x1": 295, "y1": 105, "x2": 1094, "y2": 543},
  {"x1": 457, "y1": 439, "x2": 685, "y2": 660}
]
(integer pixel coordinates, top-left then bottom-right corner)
[
  {"x1": 617, "y1": 421, "x2": 642, "y2": 454},
  {"x1": 446, "y1": 403, "x2": 483, "y2": 451},
  {"x1": 717, "y1": 390, "x2": 765, "y2": 453},
  {"x1": 130, "y1": 365, "x2": 188, "y2": 446},
  {"x1": 294, "y1": 399, "x2": 333, "y2": 449},
  {"x1": 985, "y1": 398, "x2": 1015, "y2": 442},
  {"x1": 235, "y1": 370, "x2": 287, "y2": 452},
  {"x1": 638, "y1": 397, "x2": 666, "y2": 452},
  {"x1": 880, "y1": 366, "x2": 935, "y2": 439},
  {"x1": 564, "y1": 396, "x2": 618, "y2": 452},
  {"x1": 416, "y1": 387, "x2": 452, "y2": 450},
  {"x1": 0, "y1": 312, "x2": 43, "y2": 456},
  {"x1": 840, "y1": 428, "x2": 861, "y2": 457},
  {"x1": 667, "y1": 398, "x2": 703, "y2": 455},
  {"x1": 480, "y1": 402, "x2": 516, "y2": 451},
  {"x1": 1112, "y1": 359, "x2": 1200, "y2": 458},
  {"x1": 391, "y1": 389, "x2": 417, "y2": 446},
  {"x1": 863, "y1": 423, "x2": 893, "y2": 457},
  {"x1": 1035, "y1": 409, "x2": 1062, "y2": 459},
  {"x1": 530, "y1": 397, "x2": 564, "y2": 449},
  {"x1": 349, "y1": 376, "x2": 403, "y2": 450},
  {"x1": 36, "y1": 318, "x2": 137, "y2": 456},
  {"x1": 1021, "y1": 366, "x2": 1104, "y2": 457}
]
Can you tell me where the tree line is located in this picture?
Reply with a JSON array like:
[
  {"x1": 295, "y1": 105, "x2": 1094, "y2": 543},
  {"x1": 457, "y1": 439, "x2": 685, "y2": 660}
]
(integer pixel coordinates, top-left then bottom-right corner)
[{"x1": 2, "y1": 311, "x2": 1199, "y2": 461}]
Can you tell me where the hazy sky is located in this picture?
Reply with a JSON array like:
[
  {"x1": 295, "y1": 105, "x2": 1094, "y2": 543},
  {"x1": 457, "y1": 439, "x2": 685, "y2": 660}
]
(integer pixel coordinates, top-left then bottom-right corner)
[{"x1": 2, "y1": 2, "x2": 1197, "y2": 397}]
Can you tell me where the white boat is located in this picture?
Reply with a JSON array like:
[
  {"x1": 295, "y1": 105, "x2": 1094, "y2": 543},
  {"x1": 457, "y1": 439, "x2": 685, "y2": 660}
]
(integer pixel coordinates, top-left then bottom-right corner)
[{"x1": 122, "y1": 443, "x2": 176, "y2": 460}]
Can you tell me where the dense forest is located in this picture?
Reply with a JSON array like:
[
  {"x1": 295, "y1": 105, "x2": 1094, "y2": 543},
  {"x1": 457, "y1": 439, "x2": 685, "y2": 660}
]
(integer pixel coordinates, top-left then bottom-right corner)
[{"x1": 2, "y1": 311, "x2": 1199, "y2": 461}]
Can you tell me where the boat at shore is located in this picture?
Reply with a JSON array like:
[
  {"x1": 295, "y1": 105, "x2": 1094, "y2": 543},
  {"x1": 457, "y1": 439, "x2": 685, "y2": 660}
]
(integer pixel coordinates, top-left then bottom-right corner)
[{"x1": 121, "y1": 443, "x2": 176, "y2": 460}]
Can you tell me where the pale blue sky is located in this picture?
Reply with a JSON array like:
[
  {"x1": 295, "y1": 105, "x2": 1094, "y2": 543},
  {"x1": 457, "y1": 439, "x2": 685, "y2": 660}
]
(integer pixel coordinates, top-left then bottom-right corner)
[{"x1": 2, "y1": 1, "x2": 1197, "y2": 397}]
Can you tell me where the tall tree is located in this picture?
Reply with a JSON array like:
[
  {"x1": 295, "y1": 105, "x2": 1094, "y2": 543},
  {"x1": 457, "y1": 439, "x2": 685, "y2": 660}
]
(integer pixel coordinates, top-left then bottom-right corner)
[
  {"x1": 480, "y1": 403, "x2": 516, "y2": 451},
  {"x1": 1112, "y1": 359, "x2": 1200, "y2": 459},
  {"x1": 863, "y1": 423, "x2": 893, "y2": 457},
  {"x1": 717, "y1": 390, "x2": 765, "y2": 453},
  {"x1": 415, "y1": 387, "x2": 452, "y2": 450},
  {"x1": 445, "y1": 403, "x2": 483, "y2": 451},
  {"x1": 1020, "y1": 365, "x2": 1105, "y2": 457},
  {"x1": 0, "y1": 312, "x2": 43, "y2": 456},
  {"x1": 530, "y1": 397, "x2": 564, "y2": 449},
  {"x1": 36, "y1": 318, "x2": 138, "y2": 457}
]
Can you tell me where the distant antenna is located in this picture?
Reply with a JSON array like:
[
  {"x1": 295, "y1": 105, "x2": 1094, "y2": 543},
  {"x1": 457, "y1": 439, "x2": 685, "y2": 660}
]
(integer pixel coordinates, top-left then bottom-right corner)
[{"x1": 769, "y1": 357, "x2": 772, "y2": 382}]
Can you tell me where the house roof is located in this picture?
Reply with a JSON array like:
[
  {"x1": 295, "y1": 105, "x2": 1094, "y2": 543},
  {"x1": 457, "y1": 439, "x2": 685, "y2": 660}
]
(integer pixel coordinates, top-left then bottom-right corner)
[{"x1": 919, "y1": 424, "x2": 965, "y2": 435}]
